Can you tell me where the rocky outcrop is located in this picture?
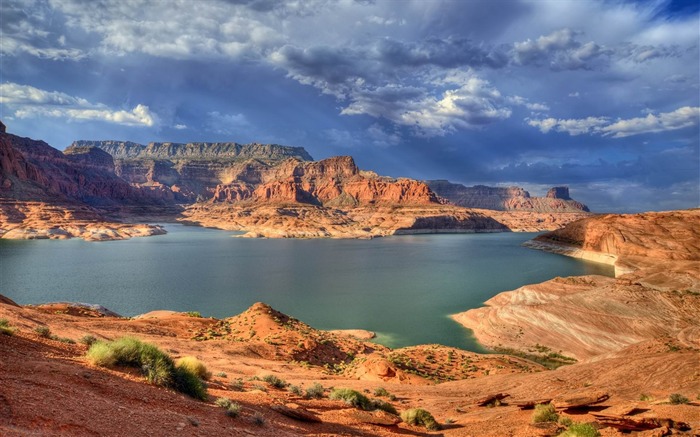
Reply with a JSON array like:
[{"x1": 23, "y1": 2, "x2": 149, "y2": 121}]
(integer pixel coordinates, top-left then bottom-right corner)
[
  {"x1": 66, "y1": 140, "x2": 315, "y2": 202},
  {"x1": 453, "y1": 209, "x2": 700, "y2": 361},
  {"x1": 426, "y1": 180, "x2": 590, "y2": 212},
  {"x1": 211, "y1": 156, "x2": 440, "y2": 208}
]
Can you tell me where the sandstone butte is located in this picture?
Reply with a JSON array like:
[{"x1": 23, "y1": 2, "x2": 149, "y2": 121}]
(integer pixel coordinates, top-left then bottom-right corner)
[{"x1": 1, "y1": 122, "x2": 589, "y2": 241}]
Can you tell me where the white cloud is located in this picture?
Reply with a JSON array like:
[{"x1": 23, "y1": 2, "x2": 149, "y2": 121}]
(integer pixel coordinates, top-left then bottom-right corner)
[
  {"x1": 174, "y1": 124, "x2": 188, "y2": 130},
  {"x1": 528, "y1": 106, "x2": 700, "y2": 138},
  {"x1": 0, "y1": 82, "x2": 157, "y2": 127},
  {"x1": 602, "y1": 106, "x2": 700, "y2": 138}
]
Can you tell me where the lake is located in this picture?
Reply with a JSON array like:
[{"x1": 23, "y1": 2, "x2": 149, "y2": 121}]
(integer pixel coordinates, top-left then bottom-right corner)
[{"x1": 0, "y1": 224, "x2": 613, "y2": 351}]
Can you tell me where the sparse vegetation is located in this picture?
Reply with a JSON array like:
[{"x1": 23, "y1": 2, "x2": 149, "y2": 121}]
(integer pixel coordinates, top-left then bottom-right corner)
[
  {"x1": 79, "y1": 334, "x2": 98, "y2": 346},
  {"x1": 330, "y1": 388, "x2": 373, "y2": 410},
  {"x1": 400, "y1": 408, "x2": 441, "y2": 431},
  {"x1": 252, "y1": 412, "x2": 266, "y2": 426},
  {"x1": 305, "y1": 382, "x2": 324, "y2": 399},
  {"x1": 230, "y1": 379, "x2": 244, "y2": 391},
  {"x1": 494, "y1": 346, "x2": 577, "y2": 369},
  {"x1": 288, "y1": 385, "x2": 303, "y2": 396},
  {"x1": 0, "y1": 319, "x2": 16, "y2": 336},
  {"x1": 669, "y1": 393, "x2": 689, "y2": 405},
  {"x1": 226, "y1": 403, "x2": 241, "y2": 418},
  {"x1": 252, "y1": 384, "x2": 268, "y2": 392},
  {"x1": 559, "y1": 416, "x2": 574, "y2": 427},
  {"x1": 34, "y1": 325, "x2": 51, "y2": 338},
  {"x1": 531, "y1": 403, "x2": 558, "y2": 423},
  {"x1": 185, "y1": 311, "x2": 202, "y2": 318},
  {"x1": 444, "y1": 418, "x2": 456, "y2": 424},
  {"x1": 85, "y1": 337, "x2": 207, "y2": 400},
  {"x1": 558, "y1": 422, "x2": 600, "y2": 437},
  {"x1": 639, "y1": 393, "x2": 653, "y2": 401},
  {"x1": 176, "y1": 356, "x2": 211, "y2": 380},
  {"x1": 215, "y1": 371, "x2": 227, "y2": 378},
  {"x1": 372, "y1": 399, "x2": 398, "y2": 415},
  {"x1": 215, "y1": 397, "x2": 233, "y2": 408},
  {"x1": 374, "y1": 387, "x2": 390, "y2": 397},
  {"x1": 262, "y1": 374, "x2": 287, "y2": 389}
]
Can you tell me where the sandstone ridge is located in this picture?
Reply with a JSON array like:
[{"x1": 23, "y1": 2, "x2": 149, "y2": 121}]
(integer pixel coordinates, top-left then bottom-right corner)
[{"x1": 454, "y1": 209, "x2": 700, "y2": 364}]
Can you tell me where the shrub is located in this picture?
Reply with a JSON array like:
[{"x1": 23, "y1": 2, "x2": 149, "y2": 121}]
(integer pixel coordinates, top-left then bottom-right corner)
[
  {"x1": 215, "y1": 371, "x2": 227, "y2": 378},
  {"x1": 531, "y1": 403, "x2": 558, "y2": 423},
  {"x1": 559, "y1": 416, "x2": 574, "y2": 427},
  {"x1": 374, "y1": 387, "x2": 390, "y2": 397},
  {"x1": 85, "y1": 336, "x2": 207, "y2": 400},
  {"x1": 230, "y1": 379, "x2": 244, "y2": 391},
  {"x1": 176, "y1": 356, "x2": 211, "y2": 380},
  {"x1": 372, "y1": 399, "x2": 398, "y2": 415},
  {"x1": 173, "y1": 364, "x2": 208, "y2": 401},
  {"x1": 288, "y1": 385, "x2": 303, "y2": 396},
  {"x1": 185, "y1": 311, "x2": 202, "y2": 318},
  {"x1": 400, "y1": 408, "x2": 441, "y2": 431},
  {"x1": 226, "y1": 403, "x2": 241, "y2": 418},
  {"x1": 215, "y1": 397, "x2": 232, "y2": 408},
  {"x1": 79, "y1": 334, "x2": 98, "y2": 346},
  {"x1": 35, "y1": 325, "x2": 51, "y2": 338},
  {"x1": 0, "y1": 319, "x2": 16, "y2": 336},
  {"x1": 262, "y1": 374, "x2": 286, "y2": 389},
  {"x1": 252, "y1": 412, "x2": 265, "y2": 426},
  {"x1": 669, "y1": 393, "x2": 689, "y2": 405},
  {"x1": 86, "y1": 341, "x2": 117, "y2": 366},
  {"x1": 305, "y1": 382, "x2": 324, "y2": 399},
  {"x1": 330, "y1": 388, "x2": 373, "y2": 410},
  {"x1": 639, "y1": 393, "x2": 652, "y2": 401},
  {"x1": 558, "y1": 422, "x2": 600, "y2": 437}
]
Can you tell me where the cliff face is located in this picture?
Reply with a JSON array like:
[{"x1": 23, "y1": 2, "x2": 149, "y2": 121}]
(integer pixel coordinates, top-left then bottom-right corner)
[
  {"x1": 212, "y1": 156, "x2": 440, "y2": 207},
  {"x1": 67, "y1": 140, "x2": 314, "y2": 201},
  {"x1": 426, "y1": 180, "x2": 590, "y2": 212}
]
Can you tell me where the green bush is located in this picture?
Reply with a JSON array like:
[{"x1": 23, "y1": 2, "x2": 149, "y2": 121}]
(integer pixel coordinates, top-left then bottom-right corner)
[
  {"x1": 288, "y1": 385, "x2": 303, "y2": 396},
  {"x1": 669, "y1": 393, "x2": 689, "y2": 405},
  {"x1": 558, "y1": 422, "x2": 600, "y2": 437},
  {"x1": 85, "y1": 336, "x2": 207, "y2": 400},
  {"x1": 305, "y1": 382, "x2": 324, "y2": 399},
  {"x1": 400, "y1": 408, "x2": 441, "y2": 431},
  {"x1": 215, "y1": 371, "x2": 227, "y2": 378},
  {"x1": 531, "y1": 403, "x2": 558, "y2": 423},
  {"x1": 215, "y1": 397, "x2": 233, "y2": 408},
  {"x1": 176, "y1": 356, "x2": 211, "y2": 380},
  {"x1": 262, "y1": 374, "x2": 286, "y2": 388},
  {"x1": 226, "y1": 402, "x2": 241, "y2": 418},
  {"x1": 35, "y1": 325, "x2": 51, "y2": 338},
  {"x1": 79, "y1": 334, "x2": 98, "y2": 346},
  {"x1": 559, "y1": 416, "x2": 573, "y2": 427},
  {"x1": 230, "y1": 379, "x2": 244, "y2": 391},
  {"x1": 372, "y1": 399, "x2": 398, "y2": 415},
  {"x1": 185, "y1": 311, "x2": 202, "y2": 318},
  {"x1": 330, "y1": 388, "x2": 373, "y2": 410},
  {"x1": 374, "y1": 387, "x2": 390, "y2": 397},
  {"x1": 173, "y1": 364, "x2": 208, "y2": 400},
  {"x1": 0, "y1": 319, "x2": 16, "y2": 336},
  {"x1": 86, "y1": 341, "x2": 117, "y2": 366}
]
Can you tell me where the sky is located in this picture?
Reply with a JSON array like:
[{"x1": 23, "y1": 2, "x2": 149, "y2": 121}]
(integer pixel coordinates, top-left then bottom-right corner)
[{"x1": 1, "y1": 0, "x2": 698, "y2": 212}]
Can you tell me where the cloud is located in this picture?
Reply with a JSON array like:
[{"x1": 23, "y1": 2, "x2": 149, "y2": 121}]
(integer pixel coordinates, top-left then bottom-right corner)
[
  {"x1": 174, "y1": 124, "x2": 188, "y2": 130},
  {"x1": 0, "y1": 82, "x2": 157, "y2": 127},
  {"x1": 206, "y1": 111, "x2": 251, "y2": 135},
  {"x1": 341, "y1": 75, "x2": 512, "y2": 136},
  {"x1": 527, "y1": 106, "x2": 699, "y2": 138}
]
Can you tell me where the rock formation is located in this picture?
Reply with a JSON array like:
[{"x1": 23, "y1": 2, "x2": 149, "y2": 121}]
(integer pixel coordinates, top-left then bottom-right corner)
[
  {"x1": 426, "y1": 180, "x2": 590, "y2": 212},
  {"x1": 454, "y1": 209, "x2": 700, "y2": 361}
]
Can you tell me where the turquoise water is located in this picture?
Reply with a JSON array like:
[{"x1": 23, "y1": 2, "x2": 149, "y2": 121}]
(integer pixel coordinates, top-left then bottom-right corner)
[{"x1": 0, "y1": 225, "x2": 613, "y2": 350}]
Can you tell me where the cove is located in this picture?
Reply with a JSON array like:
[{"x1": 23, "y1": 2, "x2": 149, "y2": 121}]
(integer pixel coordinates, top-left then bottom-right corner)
[{"x1": 0, "y1": 224, "x2": 613, "y2": 350}]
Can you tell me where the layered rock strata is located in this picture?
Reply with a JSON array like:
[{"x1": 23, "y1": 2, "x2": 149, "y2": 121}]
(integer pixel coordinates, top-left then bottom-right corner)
[
  {"x1": 427, "y1": 180, "x2": 589, "y2": 212},
  {"x1": 453, "y1": 209, "x2": 700, "y2": 362}
]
